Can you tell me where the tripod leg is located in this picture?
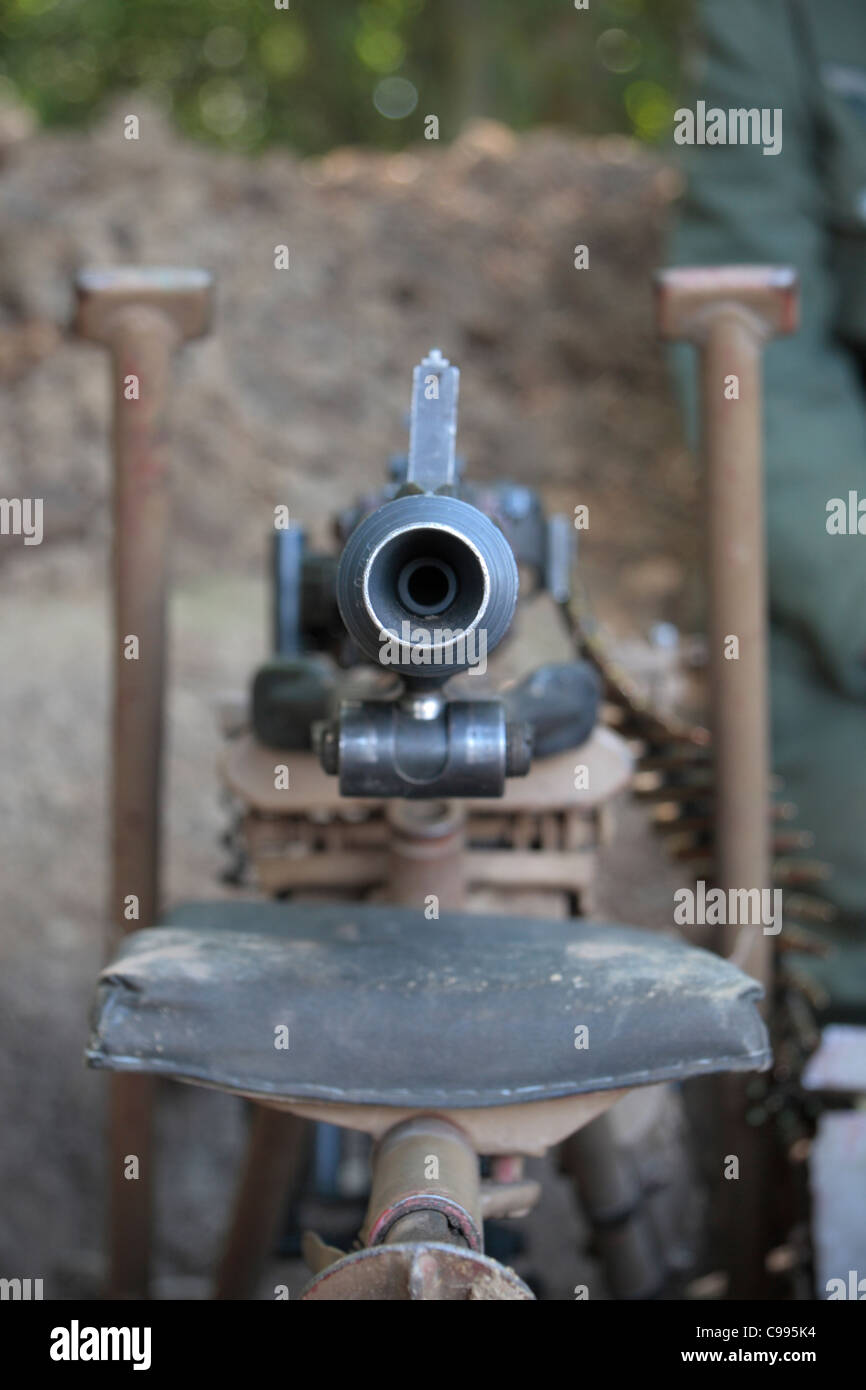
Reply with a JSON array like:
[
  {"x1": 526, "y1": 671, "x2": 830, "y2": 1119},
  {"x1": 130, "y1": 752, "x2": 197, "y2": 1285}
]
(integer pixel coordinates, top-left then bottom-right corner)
[
  {"x1": 561, "y1": 1111, "x2": 665, "y2": 1300},
  {"x1": 214, "y1": 1106, "x2": 312, "y2": 1300}
]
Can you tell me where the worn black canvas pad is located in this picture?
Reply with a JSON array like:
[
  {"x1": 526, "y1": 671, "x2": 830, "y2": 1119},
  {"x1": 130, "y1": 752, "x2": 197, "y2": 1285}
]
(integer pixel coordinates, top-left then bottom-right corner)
[{"x1": 87, "y1": 901, "x2": 770, "y2": 1108}]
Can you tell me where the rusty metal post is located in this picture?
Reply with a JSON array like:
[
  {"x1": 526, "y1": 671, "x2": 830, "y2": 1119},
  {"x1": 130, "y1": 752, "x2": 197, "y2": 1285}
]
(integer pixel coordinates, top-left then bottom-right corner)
[
  {"x1": 656, "y1": 266, "x2": 798, "y2": 984},
  {"x1": 656, "y1": 266, "x2": 798, "y2": 1300},
  {"x1": 75, "y1": 268, "x2": 214, "y2": 1299}
]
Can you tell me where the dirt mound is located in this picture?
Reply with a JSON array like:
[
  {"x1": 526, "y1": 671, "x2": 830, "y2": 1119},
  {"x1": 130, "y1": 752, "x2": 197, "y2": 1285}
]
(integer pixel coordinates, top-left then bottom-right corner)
[{"x1": 0, "y1": 101, "x2": 696, "y2": 628}]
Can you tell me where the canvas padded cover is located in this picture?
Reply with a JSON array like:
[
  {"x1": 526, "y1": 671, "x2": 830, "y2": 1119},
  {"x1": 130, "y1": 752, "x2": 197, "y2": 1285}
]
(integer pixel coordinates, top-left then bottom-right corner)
[{"x1": 87, "y1": 900, "x2": 770, "y2": 1108}]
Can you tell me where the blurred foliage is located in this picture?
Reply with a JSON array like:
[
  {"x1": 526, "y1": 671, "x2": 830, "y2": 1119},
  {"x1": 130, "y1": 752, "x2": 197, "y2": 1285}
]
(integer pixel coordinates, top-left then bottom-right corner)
[{"x1": 0, "y1": 0, "x2": 690, "y2": 154}]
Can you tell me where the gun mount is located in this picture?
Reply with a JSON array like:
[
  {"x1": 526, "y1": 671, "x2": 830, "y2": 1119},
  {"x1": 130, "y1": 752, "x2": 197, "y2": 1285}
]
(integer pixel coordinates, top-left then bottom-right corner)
[{"x1": 78, "y1": 266, "x2": 778, "y2": 1308}]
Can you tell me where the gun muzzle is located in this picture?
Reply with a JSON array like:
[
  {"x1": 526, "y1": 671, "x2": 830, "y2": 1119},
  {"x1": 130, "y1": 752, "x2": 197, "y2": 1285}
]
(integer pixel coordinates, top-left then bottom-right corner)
[{"x1": 336, "y1": 492, "x2": 518, "y2": 677}]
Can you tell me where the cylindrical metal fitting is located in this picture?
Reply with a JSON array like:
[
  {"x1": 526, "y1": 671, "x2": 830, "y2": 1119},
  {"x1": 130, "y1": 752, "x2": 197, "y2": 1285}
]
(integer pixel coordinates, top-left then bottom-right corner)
[
  {"x1": 336, "y1": 493, "x2": 518, "y2": 676},
  {"x1": 385, "y1": 799, "x2": 467, "y2": 909},
  {"x1": 362, "y1": 1116, "x2": 483, "y2": 1251},
  {"x1": 332, "y1": 696, "x2": 527, "y2": 797}
]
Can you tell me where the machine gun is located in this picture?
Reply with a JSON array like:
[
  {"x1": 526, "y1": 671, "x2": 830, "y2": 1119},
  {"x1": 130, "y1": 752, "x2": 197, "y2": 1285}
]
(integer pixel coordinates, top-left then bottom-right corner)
[
  {"x1": 253, "y1": 348, "x2": 600, "y2": 800},
  {"x1": 320, "y1": 347, "x2": 527, "y2": 798}
]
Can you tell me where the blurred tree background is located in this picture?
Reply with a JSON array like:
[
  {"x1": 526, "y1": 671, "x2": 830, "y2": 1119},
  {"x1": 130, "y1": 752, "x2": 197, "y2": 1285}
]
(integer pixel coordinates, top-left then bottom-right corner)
[{"x1": 0, "y1": 0, "x2": 690, "y2": 154}]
